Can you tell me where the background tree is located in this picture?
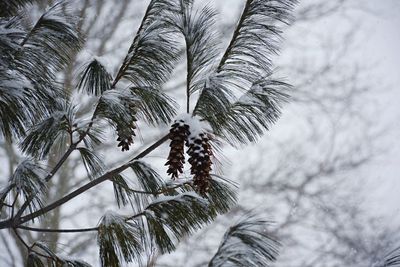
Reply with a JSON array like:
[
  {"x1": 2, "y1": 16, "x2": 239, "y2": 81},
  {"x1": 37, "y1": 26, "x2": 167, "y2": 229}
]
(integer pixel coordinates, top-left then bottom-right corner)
[{"x1": 0, "y1": 0, "x2": 295, "y2": 266}]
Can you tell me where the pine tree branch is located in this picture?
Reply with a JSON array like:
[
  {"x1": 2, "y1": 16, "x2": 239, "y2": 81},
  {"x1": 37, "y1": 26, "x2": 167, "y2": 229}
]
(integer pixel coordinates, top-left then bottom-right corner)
[
  {"x1": 125, "y1": 212, "x2": 146, "y2": 221},
  {"x1": 13, "y1": 134, "x2": 77, "y2": 220},
  {"x1": 9, "y1": 133, "x2": 170, "y2": 226},
  {"x1": 14, "y1": 233, "x2": 65, "y2": 263},
  {"x1": 45, "y1": 145, "x2": 77, "y2": 183},
  {"x1": 12, "y1": 68, "x2": 151, "y2": 222},
  {"x1": 14, "y1": 228, "x2": 55, "y2": 261},
  {"x1": 13, "y1": 228, "x2": 30, "y2": 250},
  {"x1": 0, "y1": 183, "x2": 15, "y2": 210},
  {"x1": 217, "y1": 0, "x2": 252, "y2": 71},
  {"x1": 17, "y1": 225, "x2": 98, "y2": 233},
  {"x1": 12, "y1": 156, "x2": 69, "y2": 220},
  {"x1": 111, "y1": 0, "x2": 154, "y2": 88},
  {"x1": 13, "y1": 106, "x2": 99, "y2": 222},
  {"x1": 20, "y1": 18, "x2": 39, "y2": 47}
]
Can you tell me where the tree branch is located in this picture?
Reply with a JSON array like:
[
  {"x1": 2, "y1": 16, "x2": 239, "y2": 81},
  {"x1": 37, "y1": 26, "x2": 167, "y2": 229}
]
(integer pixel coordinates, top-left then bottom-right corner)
[
  {"x1": 13, "y1": 133, "x2": 170, "y2": 226},
  {"x1": 13, "y1": 144, "x2": 76, "y2": 220},
  {"x1": 13, "y1": 108, "x2": 99, "y2": 221},
  {"x1": 17, "y1": 225, "x2": 98, "y2": 233}
]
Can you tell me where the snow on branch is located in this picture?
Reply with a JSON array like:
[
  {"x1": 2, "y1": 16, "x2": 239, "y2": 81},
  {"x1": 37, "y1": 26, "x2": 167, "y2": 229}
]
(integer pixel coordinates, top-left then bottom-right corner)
[
  {"x1": 97, "y1": 211, "x2": 142, "y2": 267},
  {"x1": 208, "y1": 215, "x2": 280, "y2": 267}
]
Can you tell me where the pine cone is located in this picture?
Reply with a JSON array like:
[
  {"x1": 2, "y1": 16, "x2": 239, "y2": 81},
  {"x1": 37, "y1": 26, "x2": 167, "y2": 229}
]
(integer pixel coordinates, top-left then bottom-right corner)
[
  {"x1": 116, "y1": 102, "x2": 138, "y2": 152},
  {"x1": 165, "y1": 120, "x2": 189, "y2": 179},
  {"x1": 116, "y1": 122, "x2": 136, "y2": 152},
  {"x1": 187, "y1": 133, "x2": 213, "y2": 195}
]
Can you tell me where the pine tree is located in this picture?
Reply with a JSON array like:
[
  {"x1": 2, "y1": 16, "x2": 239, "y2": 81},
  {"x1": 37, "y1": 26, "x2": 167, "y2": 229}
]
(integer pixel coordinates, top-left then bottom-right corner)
[{"x1": 0, "y1": 0, "x2": 304, "y2": 266}]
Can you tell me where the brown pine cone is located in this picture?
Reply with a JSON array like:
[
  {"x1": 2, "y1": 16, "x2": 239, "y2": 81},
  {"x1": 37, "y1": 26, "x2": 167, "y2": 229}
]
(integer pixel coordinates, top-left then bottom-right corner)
[
  {"x1": 187, "y1": 133, "x2": 213, "y2": 195},
  {"x1": 116, "y1": 102, "x2": 138, "y2": 152},
  {"x1": 116, "y1": 122, "x2": 136, "y2": 151},
  {"x1": 165, "y1": 120, "x2": 189, "y2": 179}
]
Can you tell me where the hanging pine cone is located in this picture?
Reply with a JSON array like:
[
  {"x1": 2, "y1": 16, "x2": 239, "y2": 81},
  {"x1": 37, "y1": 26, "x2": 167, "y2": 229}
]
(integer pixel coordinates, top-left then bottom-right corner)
[
  {"x1": 165, "y1": 119, "x2": 189, "y2": 179},
  {"x1": 116, "y1": 102, "x2": 138, "y2": 151},
  {"x1": 187, "y1": 132, "x2": 213, "y2": 195}
]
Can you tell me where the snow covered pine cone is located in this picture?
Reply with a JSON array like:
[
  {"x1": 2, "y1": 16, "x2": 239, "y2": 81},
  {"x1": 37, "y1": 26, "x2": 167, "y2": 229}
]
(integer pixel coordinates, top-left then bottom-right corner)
[
  {"x1": 187, "y1": 132, "x2": 213, "y2": 195},
  {"x1": 116, "y1": 102, "x2": 138, "y2": 151},
  {"x1": 165, "y1": 119, "x2": 190, "y2": 179}
]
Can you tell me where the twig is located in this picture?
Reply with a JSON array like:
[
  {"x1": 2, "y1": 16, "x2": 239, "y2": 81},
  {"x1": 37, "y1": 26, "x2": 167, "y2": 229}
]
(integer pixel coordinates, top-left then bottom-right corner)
[
  {"x1": 17, "y1": 225, "x2": 98, "y2": 233},
  {"x1": 14, "y1": 109, "x2": 98, "y2": 221},
  {"x1": 1, "y1": 202, "x2": 12, "y2": 208},
  {"x1": 11, "y1": 192, "x2": 19, "y2": 218},
  {"x1": 12, "y1": 228, "x2": 30, "y2": 250},
  {"x1": 125, "y1": 212, "x2": 146, "y2": 221},
  {"x1": 14, "y1": 228, "x2": 64, "y2": 261}
]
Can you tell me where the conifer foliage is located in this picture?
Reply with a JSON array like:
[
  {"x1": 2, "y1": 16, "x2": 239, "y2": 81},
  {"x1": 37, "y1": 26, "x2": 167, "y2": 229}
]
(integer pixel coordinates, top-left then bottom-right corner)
[{"x1": 0, "y1": 0, "x2": 296, "y2": 266}]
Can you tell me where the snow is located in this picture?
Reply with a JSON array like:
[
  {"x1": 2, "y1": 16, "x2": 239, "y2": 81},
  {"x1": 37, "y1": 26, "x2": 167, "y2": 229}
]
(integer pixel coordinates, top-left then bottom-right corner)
[
  {"x1": 101, "y1": 90, "x2": 124, "y2": 105},
  {"x1": 12, "y1": 159, "x2": 46, "y2": 184},
  {"x1": 102, "y1": 90, "x2": 138, "y2": 108},
  {"x1": 166, "y1": 178, "x2": 192, "y2": 186},
  {"x1": 93, "y1": 56, "x2": 113, "y2": 74},
  {"x1": 0, "y1": 70, "x2": 34, "y2": 98},
  {"x1": 42, "y1": 3, "x2": 79, "y2": 38},
  {"x1": 100, "y1": 210, "x2": 124, "y2": 226},
  {"x1": 174, "y1": 113, "x2": 192, "y2": 124},
  {"x1": 174, "y1": 114, "x2": 211, "y2": 141},
  {"x1": 73, "y1": 117, "x2": 92, "y2": 130},
  {"x1": 78, "y1": 49, "x2": 113, "y2": 74},
  {"x1": 149, "y1": 192, "x2": 209, "y2": 206}
]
